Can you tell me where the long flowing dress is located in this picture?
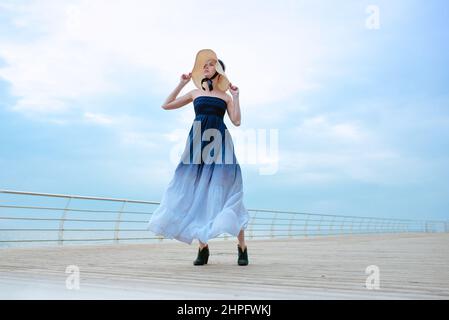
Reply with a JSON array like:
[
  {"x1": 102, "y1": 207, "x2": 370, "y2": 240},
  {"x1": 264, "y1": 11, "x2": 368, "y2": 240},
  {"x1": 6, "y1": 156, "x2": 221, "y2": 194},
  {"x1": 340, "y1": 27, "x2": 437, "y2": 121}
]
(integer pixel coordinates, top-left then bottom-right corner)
[{"x1": 147, "y1": 95, "x2": 250, "y2": 245}]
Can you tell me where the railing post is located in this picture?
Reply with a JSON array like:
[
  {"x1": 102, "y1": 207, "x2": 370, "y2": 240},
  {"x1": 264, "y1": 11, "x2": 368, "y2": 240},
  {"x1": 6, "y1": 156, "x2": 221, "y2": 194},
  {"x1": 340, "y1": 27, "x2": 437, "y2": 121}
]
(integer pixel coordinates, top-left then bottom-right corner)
[
  {"x1": 385, "y1": 220, "x2": 392, "y2": 234},
  {"x1": 114, "y1": 200, "x2": 127, "y2": 244},
  {"x1": 395, "y1": 220, "x2": 401, "y2": 233},
  {"x1": 58, "y1": 197, "x2": 72, "y2": 245},
  {"x1": 288, "y1": 214, "x2": 295, "y2": 239},
  {"x1": 329, "y1": 216, "x2": 336, "y2": 236},
  {"x1": 380, "y1": 219, "x2": 387, "y2": 234},
  {"x1": 349, "y1": 217, "x2": 354, "y2": 234},
  {"x1": 366, "y1": 218, "x2": 372, "y2": 234},
  {"x1": 304, "y1": 214, "x2": 310, "y2": 238},
  {"x1": 270, "y1": 212, "x2": 278, "y2": 239},
  {"x1": 392, "y1": 220, "x2": 397, "y2": 233},
  {"x1": 340, "y1": 217, "x2": 345, "y2": 235},
  {"x1": 317, "y1": 216, "x2": 323, "y2": 236},
  {"x1": 374, "y1": 219, "x2": 380, "y2": 233},
  {"x1": 249, "y1": 211, "x2": 257, "y2": 240},
  {"x1": 380, "y1": 219, "x2": 385, "y2": 233},
  {"x1": 358, "y1": 218, "x2": 365, "y2": 235}
]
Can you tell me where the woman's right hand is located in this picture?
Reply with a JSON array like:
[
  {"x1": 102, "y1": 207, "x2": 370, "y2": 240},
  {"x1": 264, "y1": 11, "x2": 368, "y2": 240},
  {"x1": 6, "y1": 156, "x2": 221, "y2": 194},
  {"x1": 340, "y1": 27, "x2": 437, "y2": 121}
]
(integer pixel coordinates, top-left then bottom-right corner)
[{"x1": 180, "y1": 72, "x2": 192, "y2": 85}]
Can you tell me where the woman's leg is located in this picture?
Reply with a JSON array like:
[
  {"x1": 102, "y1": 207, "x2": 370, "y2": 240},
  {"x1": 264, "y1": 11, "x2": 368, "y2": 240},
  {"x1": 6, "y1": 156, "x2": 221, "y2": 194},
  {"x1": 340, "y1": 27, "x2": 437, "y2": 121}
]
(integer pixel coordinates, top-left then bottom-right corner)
[
  {"x1": 237, "y1": 229, "x2": 246, "y2": 250},
  {"x1": 199, "y1": 240, "x2": 208, "y2": 249}
]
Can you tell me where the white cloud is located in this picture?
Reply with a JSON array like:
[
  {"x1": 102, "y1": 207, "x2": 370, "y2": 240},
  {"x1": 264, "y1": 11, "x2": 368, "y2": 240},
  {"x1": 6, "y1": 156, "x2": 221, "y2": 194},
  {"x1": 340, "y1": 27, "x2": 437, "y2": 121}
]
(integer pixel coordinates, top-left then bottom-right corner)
[
  {"x1": 118, "y1": 130, "x2": 172, "y2": 151},
  {"x1": 296, "y1": 115, "x2": 369, "y2": 143},
  {"x1": 263, "y1": 113, "x2": 413, "y2": 185},
  {"x1": 81, "y1": 110, "x2": 175, "y2": 162},
  {"x1": 0, "y1": 0, "x2": 346, "y2": 121},
  {"x1": 83, "y1": 112, "x2": 115, "y2": 125},
  {"x1": 278, "y1": 149, "x2": 407, "y2": 186},
  {"x1": 3, "y1": 0, "x2": 432, "y2": 187}
]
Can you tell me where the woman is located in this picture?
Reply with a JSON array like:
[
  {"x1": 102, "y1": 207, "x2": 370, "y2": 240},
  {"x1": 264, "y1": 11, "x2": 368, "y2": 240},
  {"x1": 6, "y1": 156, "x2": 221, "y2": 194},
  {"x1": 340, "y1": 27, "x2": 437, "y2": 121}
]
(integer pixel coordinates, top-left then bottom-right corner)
[{"x1": 147, "y1": 49, "x2": 249, "y2": 266}]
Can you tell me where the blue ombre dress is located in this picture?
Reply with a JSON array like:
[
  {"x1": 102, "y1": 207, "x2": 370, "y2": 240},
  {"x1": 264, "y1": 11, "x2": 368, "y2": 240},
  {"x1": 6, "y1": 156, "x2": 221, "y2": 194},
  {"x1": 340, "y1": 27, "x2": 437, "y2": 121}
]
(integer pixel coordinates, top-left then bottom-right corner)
[{"x1": 147, "y1": 96, "x2": 250, "y2": 245}]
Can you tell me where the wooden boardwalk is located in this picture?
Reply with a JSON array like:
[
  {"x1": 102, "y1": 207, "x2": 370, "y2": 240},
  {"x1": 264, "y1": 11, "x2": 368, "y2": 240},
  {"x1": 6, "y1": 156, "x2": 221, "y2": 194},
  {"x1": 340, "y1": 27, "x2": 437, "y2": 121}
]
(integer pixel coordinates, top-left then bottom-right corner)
[{"x1": 0, "y1": 233, "x2": 448, "y2": 299}]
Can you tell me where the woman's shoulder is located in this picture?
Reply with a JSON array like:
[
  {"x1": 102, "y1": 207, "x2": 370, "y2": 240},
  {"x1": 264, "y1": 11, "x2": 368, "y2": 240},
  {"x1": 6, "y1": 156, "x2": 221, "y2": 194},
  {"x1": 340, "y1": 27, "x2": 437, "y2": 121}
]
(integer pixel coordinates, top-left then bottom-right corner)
[
  {"x1": 223, "y1": 93, "x2": 232, "y2": 102},
  {"x1": 216, "y1": 91, "x2": 232, "y2": 103},
  {"x1": 190, "y1": 88, "x2": 201, "y2": 98}
]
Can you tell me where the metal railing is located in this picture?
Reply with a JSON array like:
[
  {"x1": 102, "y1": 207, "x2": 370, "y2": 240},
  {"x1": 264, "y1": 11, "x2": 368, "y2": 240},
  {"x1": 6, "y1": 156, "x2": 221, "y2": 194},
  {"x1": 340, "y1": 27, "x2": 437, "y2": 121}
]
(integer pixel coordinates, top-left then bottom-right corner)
[{"x1": 0, "y1": 189, "x2": 447, "y2": 247}]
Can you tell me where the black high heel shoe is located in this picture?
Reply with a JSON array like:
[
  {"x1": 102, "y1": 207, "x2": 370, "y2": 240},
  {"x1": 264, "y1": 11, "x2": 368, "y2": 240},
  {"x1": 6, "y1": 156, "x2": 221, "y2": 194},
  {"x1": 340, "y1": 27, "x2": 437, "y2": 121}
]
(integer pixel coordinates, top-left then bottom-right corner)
[
  {"x1": 193, "y1": 245, "x2": 209, "y2": 265},
  {"x1": 237, "y1": 244, "x2": 249, "y2": 266}
]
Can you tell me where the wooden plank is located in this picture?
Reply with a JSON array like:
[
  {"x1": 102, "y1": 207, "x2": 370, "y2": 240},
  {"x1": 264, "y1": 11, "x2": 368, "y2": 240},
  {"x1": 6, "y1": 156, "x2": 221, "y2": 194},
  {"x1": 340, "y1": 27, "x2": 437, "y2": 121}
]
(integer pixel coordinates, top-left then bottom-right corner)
[{"x1": 0, "y1": 233, "x2": 448, "y2": 299}]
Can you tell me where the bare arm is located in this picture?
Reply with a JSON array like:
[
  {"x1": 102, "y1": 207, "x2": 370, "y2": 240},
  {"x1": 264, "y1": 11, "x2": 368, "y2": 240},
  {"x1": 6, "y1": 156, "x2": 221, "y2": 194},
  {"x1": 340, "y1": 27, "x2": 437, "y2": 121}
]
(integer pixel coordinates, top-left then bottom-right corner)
[
  {"x1": 161, "y1": 73, "x2": 193, "y2": 110},
  {"x1": 226, "y1": 83, "x2": 241, "y2": 126}
]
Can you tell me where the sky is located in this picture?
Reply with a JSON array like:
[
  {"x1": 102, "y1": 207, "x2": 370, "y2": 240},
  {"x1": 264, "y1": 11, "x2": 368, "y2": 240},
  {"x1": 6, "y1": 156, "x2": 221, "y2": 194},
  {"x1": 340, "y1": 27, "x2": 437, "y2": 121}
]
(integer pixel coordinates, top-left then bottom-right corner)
[{"x1": 0, "y1": 0, "x2": 448, "y2": 221}]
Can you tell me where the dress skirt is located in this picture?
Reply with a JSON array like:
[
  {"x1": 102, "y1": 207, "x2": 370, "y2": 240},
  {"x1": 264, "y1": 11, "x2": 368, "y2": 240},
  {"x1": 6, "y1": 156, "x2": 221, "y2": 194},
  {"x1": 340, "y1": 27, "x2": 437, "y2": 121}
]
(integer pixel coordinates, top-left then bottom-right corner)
[{"x1": 147, "y1": 96, "x2": 250, "y2": 244}]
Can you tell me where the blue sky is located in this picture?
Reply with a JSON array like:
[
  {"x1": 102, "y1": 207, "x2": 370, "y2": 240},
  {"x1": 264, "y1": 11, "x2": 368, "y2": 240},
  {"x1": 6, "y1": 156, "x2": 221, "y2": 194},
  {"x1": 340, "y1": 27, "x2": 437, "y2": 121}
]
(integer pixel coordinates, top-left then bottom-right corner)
[{"x1": 1, "y1": 0, "x2": 448, "y2": 221}]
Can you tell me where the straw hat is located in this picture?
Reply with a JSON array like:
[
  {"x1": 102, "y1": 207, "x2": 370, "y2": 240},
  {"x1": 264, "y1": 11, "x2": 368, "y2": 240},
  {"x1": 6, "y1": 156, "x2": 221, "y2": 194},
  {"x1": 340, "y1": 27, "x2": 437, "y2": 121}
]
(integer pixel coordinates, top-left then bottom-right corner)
[{"x1": 191, "y1": 49, "x2": 230, "y2": 92}]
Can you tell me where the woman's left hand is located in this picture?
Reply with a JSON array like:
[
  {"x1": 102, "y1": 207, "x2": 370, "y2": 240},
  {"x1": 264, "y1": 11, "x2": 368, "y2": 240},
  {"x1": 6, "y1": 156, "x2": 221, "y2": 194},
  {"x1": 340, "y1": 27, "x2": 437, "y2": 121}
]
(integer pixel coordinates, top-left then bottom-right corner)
[{"x1": 229, "y1": 83, "x2": 239, "y2": 96}]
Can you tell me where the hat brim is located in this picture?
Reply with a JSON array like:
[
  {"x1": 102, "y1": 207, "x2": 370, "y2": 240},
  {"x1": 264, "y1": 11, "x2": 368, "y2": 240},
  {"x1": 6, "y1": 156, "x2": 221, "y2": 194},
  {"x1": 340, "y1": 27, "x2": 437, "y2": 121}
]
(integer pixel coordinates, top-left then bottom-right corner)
[{"x1": 191, "y1": 49, "x2": 230, "y2": 92}]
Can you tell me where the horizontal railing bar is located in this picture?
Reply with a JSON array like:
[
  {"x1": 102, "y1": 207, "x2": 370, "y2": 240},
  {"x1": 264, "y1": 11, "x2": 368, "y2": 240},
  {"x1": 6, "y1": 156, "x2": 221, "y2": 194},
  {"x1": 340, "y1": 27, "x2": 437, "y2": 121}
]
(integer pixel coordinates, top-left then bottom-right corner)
[
  {"x1": 0, "y1": 237, "x2": 161, "y2": 243},
  {"x1": 248, "y1": 229, "x2": 419, "y2": 232},
  {"x1": 0, "y1": 217, "x2": 147, "y2": 223},
  {"x1": 0, "y1": 227, "x2": 416, "y2": 232},
  {"x1": 247, "y1": 222, "x2": 415, "y2": 226},
  {"x1": 2, "y1": 207, "x2": 398, "y2": 222},
  {"x1": 218, "y1": 232, "x2": 409, "y2": 238},
  {"x1": 0, "y1": 229, "x2": 151, "y2": 232},
  {"x1": 0, "y1": 205, "x2": 427, "y2": 224},
  {"x1": 247, "y1": 231, "x2": 410, "y2": 237},
  {"x1": 0, "y1": 218, "x2": 419, "y2": 228},
  {"x1": 0, "y1": 230, "x2": 416, "y2": 243},
  {"x1": 246, "y1": 216, "x2": 424, "y2": 224},
  {"x1": 246, "y1": 208, "x2": 424, "y2": 222},
  {"x1": 0, "y1": 189, "x2": 159, "y2": 205},
  {"x1": 247, "y1": 228, "x2": 418, "y2": 234},
  {"x1": 0, "y1": 205, "x2": 153, "y2": 215},
  {"x1": 0, "y1": 189, "x2": 445, "y2": 247},
  {"x1": 0, "y1": 217, "x2": 424, "y2": 226},
  {"x1": 292, "y1": 231, "x2": 411, "y2": 235},
  {"x1": 3, "y1": 189, "x2": 443, "y2": 224}
]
